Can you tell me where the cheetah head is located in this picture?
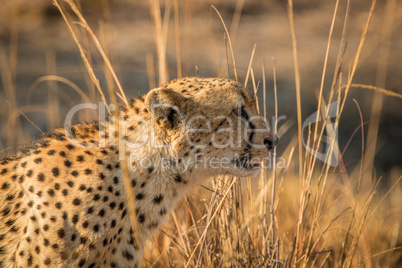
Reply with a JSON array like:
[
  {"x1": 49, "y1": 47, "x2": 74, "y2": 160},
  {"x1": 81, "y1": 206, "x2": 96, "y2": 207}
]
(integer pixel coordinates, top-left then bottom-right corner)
[{"x1": 138, "y1": 77, "x2": 278, "y2": 178}]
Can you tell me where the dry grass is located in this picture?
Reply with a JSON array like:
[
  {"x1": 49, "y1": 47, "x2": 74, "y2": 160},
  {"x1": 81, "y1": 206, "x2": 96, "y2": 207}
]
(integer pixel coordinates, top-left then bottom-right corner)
[{"x1": 0, "y1": 0, "x2": 401, "y2": 267}]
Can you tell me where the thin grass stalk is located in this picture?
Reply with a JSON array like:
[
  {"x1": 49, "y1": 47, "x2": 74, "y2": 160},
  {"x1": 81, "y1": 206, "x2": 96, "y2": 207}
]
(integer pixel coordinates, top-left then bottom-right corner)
[
  {"x1": 271, "y1": 57, "x2": 279, "y2": 261},
  {"x1": 229, "y1": 0, "x2": 245, "y2": 43},
  {"x1": 363, "y1": 0, "x2": 396, "y2": 180},
  {"x1": 54, "y1": 0, "x2": 110, "y2": 114},
  {"x1": 146, "y1": 52, "x2": 157, "y2": 90},
  {"x1": 309, "y1": 0, "x2": 339, "y2": 179},
  {"x1": 66, "y1": 0, "x2": 128, "y2": 105},
  {"x1": 287, "y1": 0, "x2": 303, "y2": 179},
  {"x1": 211, "y1": 5, "x2": 238, "y2": 81},
  {"x1": 244, "y1": 44, "x2": 256, "y2": 88},
  {"x1": 46, "y1": 51, "x2": 61, "y2": 129},
  {"x1": 149, "y1": 0, "x2": 170, "y2": 85},
  {"x1": 27, "y1": 75, "x2": 93, "y2": 105},
  {"x1": 173, "y1": 0, "x2": 182, "y2": 77},
  {"x1": 186, "y1": 177, "x2": 237, "y2": 268},
  {"x1": 338, "y1": 0, "x2": 377, "y2": 117}
]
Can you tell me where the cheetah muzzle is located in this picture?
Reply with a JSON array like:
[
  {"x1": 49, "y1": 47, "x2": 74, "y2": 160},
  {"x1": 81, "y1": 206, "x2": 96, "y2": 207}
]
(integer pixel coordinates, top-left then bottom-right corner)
[{"x1": 0, "y1": 77, "x2": 278, "y2": 267}]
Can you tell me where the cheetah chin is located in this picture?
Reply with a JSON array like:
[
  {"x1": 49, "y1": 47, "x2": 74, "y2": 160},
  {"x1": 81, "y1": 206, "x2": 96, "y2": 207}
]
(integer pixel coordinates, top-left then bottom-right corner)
[{"x1": 0, "y1": 77, "x2": 277, "y2": 267}]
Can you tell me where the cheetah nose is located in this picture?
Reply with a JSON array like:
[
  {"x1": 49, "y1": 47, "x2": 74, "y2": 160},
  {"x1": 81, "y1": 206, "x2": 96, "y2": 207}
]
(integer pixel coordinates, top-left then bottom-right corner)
[{"x1": 264, "y1": 134, "x2": 279, "y2": 150}]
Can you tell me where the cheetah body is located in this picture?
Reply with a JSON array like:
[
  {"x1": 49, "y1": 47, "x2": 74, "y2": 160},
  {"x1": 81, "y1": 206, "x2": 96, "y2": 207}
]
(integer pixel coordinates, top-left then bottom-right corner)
[{"x1": 0, "y1": 77, "x2": 277, "y2": 267}]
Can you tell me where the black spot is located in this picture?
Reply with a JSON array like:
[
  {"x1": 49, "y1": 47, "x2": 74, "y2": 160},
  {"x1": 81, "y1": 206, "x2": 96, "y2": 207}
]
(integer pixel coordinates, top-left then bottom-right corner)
[
  {"x1": 72, "y1": 198, "x2": 81, "y2": 206},
  {"x1": 122, "y1": 250, "x2": 134, "y2": 260},
  {"x1": 21, "y1": 161, "x2": 27, "y2": 167},
  {"x1": 64, "y1": 160, "x2": 72, "y2": 167},
  {"x1": 136, "y1": 192, "x2": 144, "y2": 200},
  {"x1": 26, "y1": 170, "x2": 33, "y2": 177},
  {"x1": 98, "y1": 209, "x2": 105, "y2": 217},
  {"x1": 79, "y1": 184, "x2": 87, "y2": 191},
  {"x1": 82, "y1": 221, "x2": 88, "y2": 228},
  {"x1": 113, "y1": 177, "x2": 119, "y2": 184},
  {"x1": 173, "y1": 174, "x2": 182, "y2": 183},
  {"x1": 84, "y1": 169, "x2": 92, "y2": 175},
  {"x1": 87, "y1": 207, "x2": 94, "y2": 214},
  {"x1": 96, "y1": 159, "x2": 103, "y2": 165},
  {"x1": 148, "y1": 166, "x2": 154, "y2": 173},
  {"x1": 76, "y1": 155, "x2": 84, "y2": 162},
  {"x1": 47, "y1": 189, "x2": 55, "y2": 197},
  {"x1": 93, "y1": 194, "x2": 100, "y2": 201},
  {"x1": 130, "y1": 179, "x2": 136, "y2": 187},
  {"x1": 153, "y1": 194, "x2": 164, "y2": 204},
  {"x1": 44, "y1": 257, "x2": 51, "y2": 265},
  {"x1": 66, "y1": 144, "x2": 75, "y2": 150},
  {"x1": 0, "y1": 168, "x2": 7, "y2": 175},
  {"x1": 43, "y1": 224, "x2": 49, "y2": 231},
  {"x1": 34, "y1": 158, "x2": 42, "y2": 164},
  {"x1": 54, "y1": 183, "x2": 60, "y2": 190},
  {"x1": 59, "y1": 151, "x2": 66, "y2": 157},
  {"x1": 111, "y1": 219, "x2": 116, "y2": 228},
  {"x1": 67, "y1": 181, "x2": 74, "y2": 187},
  {"x1": 93, "y1": 224, "x2": 99, "y2": 232},
  {"x1": 121, "y1": 209, "x2": 127, "y2": 219},
  {"x1": 47, "y1": 150, "x2": 56, "y2": 155},
  {"x1": 78, "y1": 259, "x2": 86, "y2": 267},
  {"x1": 1, "y1": 182, "x2": 10, "y2": 190},
  {"x1": 71, "y1": 170, "x2": 79, "y2": 177},
  {"x1": 159, "y1": 207, "x2": 167, "y2": 215},
  {"x1": 138, "y1": 213, "x2": 145, "y2": 223},
  {"x1": 6, "y1": 194, "x2": 15, "y2": 201},
  {"x1": 51, "y1": 167, "x2": 60, "y2": 177},
  {"x1": 72, "y1": 214, "x2": 79, "y2": 224},
  {"x1": 57, "y1": 228, "x2": 65, "y2": 238},
  {"x1": 109, "y1": 202, "x2": 116, "y2": 209},
  {"x1": 61, "y1": 189, "x2": 67, "y2": 196}
]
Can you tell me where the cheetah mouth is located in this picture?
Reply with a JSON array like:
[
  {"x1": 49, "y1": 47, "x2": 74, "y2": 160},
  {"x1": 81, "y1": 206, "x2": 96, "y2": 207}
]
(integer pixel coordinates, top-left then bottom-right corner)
[
  {"x1": 234, "y1": 157, "x2": 262, "y2": 170},
  {"x1": 242, "y1": 162, "x2": 261, "y2": 170}
]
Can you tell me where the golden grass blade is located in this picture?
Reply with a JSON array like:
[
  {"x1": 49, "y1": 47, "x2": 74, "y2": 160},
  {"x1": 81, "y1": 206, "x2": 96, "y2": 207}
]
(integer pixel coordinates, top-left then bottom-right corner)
[
  {"x1": 350, "y1": 84, "x2": 402, "y2": 100},
  {"x1": 244, "y1": 43, "x2": 256, "y2": 88},
  {"x1": 65, "y1": 0, "x2": 128, "y2": 106},
  {"x1": 54, "y1": 0, "x2": 111, "y2": 114},
  {"x1": 338, "y1": 0, "x2": 377, "y2": 117},
  {"x1": 149, "y1": 0, "x2": 170, "y2": 85},
  {"x1": 210, "y1": 5, "x2": 238, "y2": 81},
  {"x1": 310, "y1": 0, "x2": 340, "y2": 172},
  {"x1": 27, "y1": 75, "x2": 93, "y2": 105},
  {"x1": 185, "y1": 177, "x2": 237, "y2": 267},
  {"x1": 173, "y1": 0, "x2": 182, "y2": 78},
  {"x1": 287, "y1": 0, "x2": 303, "y2": 179}
]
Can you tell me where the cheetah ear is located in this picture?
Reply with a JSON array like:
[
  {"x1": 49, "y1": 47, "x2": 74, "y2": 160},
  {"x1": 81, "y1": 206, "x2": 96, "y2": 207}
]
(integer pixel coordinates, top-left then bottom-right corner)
[{"x1": 145, "y1": 88, "x2": 187, "y2": 129}]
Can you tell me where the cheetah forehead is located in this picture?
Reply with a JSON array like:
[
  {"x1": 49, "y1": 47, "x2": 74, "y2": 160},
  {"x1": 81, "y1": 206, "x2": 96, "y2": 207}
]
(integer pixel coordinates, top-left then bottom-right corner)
[{"x1": 163, "y1": 77, "x2": 256, "y2": 109}]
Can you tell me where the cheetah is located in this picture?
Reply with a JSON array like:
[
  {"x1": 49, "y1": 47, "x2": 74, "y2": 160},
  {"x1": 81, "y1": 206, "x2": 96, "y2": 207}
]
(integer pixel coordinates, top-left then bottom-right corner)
[{"x1": 0, "y1": 77, "x2": 278, "y2": 267}]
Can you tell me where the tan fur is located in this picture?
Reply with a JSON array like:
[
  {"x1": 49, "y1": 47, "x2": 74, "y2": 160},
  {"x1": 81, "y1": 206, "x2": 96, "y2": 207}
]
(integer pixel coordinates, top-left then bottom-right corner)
[{"x1": 0, "y1": 77, "x2": 277, "y2": 267}]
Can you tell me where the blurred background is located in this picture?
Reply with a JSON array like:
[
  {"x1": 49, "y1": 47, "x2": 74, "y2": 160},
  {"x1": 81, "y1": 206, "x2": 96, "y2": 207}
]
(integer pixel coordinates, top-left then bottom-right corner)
[{"x1": 0, "y1": 0, "x2": 401, "y2": 180}]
